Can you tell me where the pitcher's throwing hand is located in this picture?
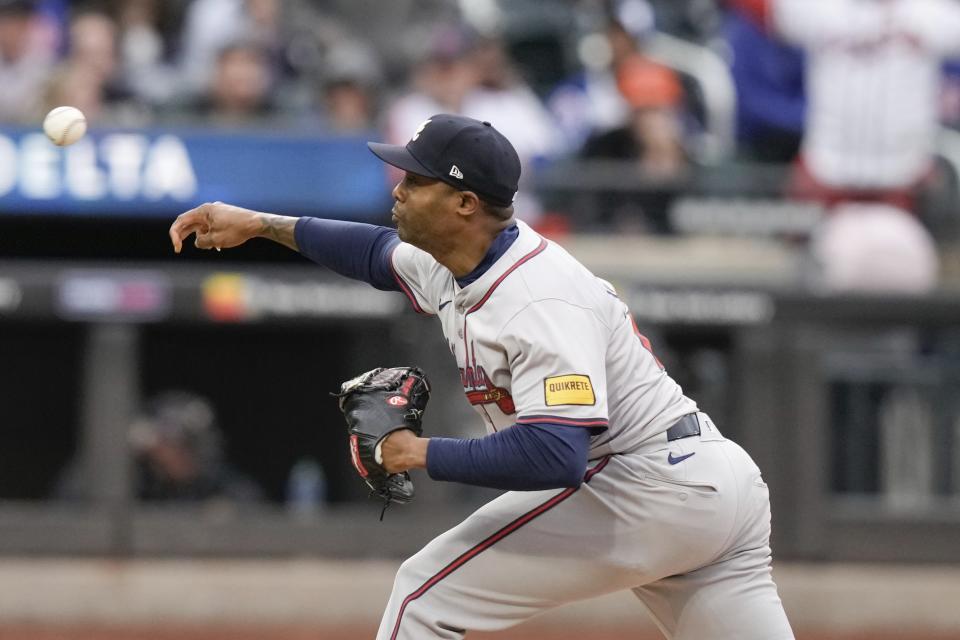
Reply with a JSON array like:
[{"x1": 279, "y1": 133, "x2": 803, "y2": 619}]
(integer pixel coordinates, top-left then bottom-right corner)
[{"x1": 169, "y1": 202, "x2": 299, "y2": 253}]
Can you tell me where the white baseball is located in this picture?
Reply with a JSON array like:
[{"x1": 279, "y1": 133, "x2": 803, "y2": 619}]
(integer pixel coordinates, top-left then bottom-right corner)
[{"x1": 43, "y1": 106, "x2": 87, "y2": 146}]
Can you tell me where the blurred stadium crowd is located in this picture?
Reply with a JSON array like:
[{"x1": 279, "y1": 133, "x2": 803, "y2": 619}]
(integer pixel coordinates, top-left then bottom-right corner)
[
  {"x1": 0, "y1": 0, "x2": 705, "y2": 135},
  {"x1": 3, "y1": 0, "x2": 958, "y2": 287}
]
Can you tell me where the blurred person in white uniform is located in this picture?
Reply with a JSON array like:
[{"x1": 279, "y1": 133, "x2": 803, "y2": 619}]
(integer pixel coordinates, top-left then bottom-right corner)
[{"x1": 773, "y1": 0, "x2": 960, "y2": 213}]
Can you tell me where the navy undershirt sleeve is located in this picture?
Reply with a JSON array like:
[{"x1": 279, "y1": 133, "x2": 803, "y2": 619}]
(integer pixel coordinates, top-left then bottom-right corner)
[
  {"x1": 426, "y1": 422, "x2": 591, "y2": 491},
  {"x1": 294, "y1": 217, "x2": 400, "y2": 291}
]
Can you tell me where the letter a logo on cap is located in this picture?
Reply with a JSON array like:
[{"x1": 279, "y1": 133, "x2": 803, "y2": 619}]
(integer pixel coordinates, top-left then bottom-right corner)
[
  {"x1": 449, "y1": 165, "x2": 464, "y2": 179},
  {"x1": 412, "y1": 119, "x2": 431, "y2": 141}
]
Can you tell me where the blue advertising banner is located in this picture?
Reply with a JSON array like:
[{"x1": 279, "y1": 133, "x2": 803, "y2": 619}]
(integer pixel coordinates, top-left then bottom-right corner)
[{"x1": 0, "y1": 127, "x2": 394, "y2": 220}]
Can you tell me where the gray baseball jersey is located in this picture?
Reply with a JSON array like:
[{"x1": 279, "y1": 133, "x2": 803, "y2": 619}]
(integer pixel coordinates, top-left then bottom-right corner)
[{"x1": 380, "y1": 221, "x2": 794, "y2": 639}]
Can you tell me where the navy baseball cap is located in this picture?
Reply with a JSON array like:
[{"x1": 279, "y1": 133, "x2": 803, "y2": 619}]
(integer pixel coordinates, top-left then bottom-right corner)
[{"x1": 368, "y1": 114, "x2": 521, "y2": 207}]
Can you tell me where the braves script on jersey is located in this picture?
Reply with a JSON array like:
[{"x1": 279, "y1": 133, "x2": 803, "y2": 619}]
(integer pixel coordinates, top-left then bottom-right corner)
[
  {"x1": 392, "y1": 220, "x2": 698, "y2": 453},
  {"x1": 381, "y1": 220, "x2": 793, "y2": 639}
]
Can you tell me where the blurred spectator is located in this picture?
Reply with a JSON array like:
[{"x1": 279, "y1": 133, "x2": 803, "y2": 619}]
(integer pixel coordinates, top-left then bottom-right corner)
[
  {"x1": 319, "y1": 76, "x2": 376, "y2": 134},
  {"x1": 307, "y1": 39, "x2": 382, "y2": 133},
  {"x1": 171, "y1": 40, "x2": 279, "y2": 127},
  {"x1": 386, "y1": 25, "x2": 561, "y2": 221},
  {"x1": 466, "y1": 36, "x2": 563, "y2": 166},
  {"x1": 386, "y1": 24, "x2": 480, "y2": 137},
  {"x1": 42, "y1": 63, "x2": 109, "y2": 124},
  {"x1": 116, "y1": 0, "x2": 165, "y2": 70},
  {"x1": 582, "y1": 53, "x2": 688, "y2": 177},
  {"x1": 547, "y1": 3, "x2": 655, "y2": 150},
  {"x1": 577, "y1": 53, "x2": 688, "y2": 232},
  {"x1": 41, "y1": 10, "x2": 149, "y2": 126},
  {"x1": 0, "y1": 0, "x2": 54, "y2": 123},
  {"x1": 56, "y1": 391, "x2": 263, "y2": 504},
  {"x1": 548, "y1": 0, "x2": 708, "y2": 153},
  {"x1": 723, "y1": 0, "x2": 805, "y2": 162},
  {"x1": 312, "y1": 0, "x2": 458, "y2": 73},
  {"x1": 809, "y1": 202, "x2": 939, "y2": 293},
  {"x1": 773, "y1": 0, "x2": 960, "y2": 213},
  {"x1": 112, "y1": 0, "x2": 185, "y2": 107},
  {"x1": 128, "y1": 391, "x2": 263, "y2": 503},
  {"x1": 178, "y1": 0, "x2": 284, "y2": 97},
  {"x1": 68, "y1": 10, "x2": 117, "y2": 84}
]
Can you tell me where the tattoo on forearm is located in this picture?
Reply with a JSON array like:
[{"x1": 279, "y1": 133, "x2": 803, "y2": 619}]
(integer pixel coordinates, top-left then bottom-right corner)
[{"x1": 256, "y1": 213, "x2": 299, "y2": 251}]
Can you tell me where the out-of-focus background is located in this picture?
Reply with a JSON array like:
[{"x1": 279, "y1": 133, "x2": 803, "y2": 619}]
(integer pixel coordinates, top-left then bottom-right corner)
[{"x1": 1, "y1": 0, "x2": 960, "y2": 638}]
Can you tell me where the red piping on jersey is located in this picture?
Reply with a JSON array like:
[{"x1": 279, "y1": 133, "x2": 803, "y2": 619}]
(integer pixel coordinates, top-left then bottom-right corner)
[
  {"x1": 466, "y1": 239, "x2": 548, "y2": 315},
  {"x1": 516, "y1": 415, "x2": 609, "y2": 428},
  {"x1": 389, "y1": 245, "x2": 430, "y2": 315},
  {"x1": 388, "y1": 454, "x2": 612, "y2": 640},
  {"x1": 460, "y1": 238, "x2": 549, "y2": 424}
]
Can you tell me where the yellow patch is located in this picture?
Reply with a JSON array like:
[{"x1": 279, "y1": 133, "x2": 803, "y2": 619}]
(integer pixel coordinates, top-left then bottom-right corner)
[{"x1": 544, "y1": 375, "x2": 595, "y2": 406}]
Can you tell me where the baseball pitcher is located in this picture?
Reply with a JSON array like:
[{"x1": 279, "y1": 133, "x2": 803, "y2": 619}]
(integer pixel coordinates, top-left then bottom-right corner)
[{"x1": 168, "y1": 115, "x2": 794, "y2": 639}]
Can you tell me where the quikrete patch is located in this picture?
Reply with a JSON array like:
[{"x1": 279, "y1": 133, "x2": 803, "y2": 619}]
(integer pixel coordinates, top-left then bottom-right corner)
[{"x1": 544, "y1": 375, "x2": 595, "y2": 406}]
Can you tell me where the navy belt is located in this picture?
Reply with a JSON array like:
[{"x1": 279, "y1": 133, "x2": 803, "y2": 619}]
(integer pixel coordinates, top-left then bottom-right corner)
[{"x1": 666, "y1": 414, "x2": 701, "y2": 441}]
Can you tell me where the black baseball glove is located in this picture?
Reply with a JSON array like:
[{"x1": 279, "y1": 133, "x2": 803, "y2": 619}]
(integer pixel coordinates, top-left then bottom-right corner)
[{"x1": 335, "y1": 366, "x2": 430, "y2": 516}]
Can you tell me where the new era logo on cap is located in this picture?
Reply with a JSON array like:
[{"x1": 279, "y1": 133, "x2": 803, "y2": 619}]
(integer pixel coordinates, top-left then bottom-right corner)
[{"x1": 367, "y1": 114, "x2": 521, "y2": 207}]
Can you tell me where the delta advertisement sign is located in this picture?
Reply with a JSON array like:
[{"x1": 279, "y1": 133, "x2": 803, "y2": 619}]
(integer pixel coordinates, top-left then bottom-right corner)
[{"x1": 0, "y1": 127, "x2": 392, "y2": 219}]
